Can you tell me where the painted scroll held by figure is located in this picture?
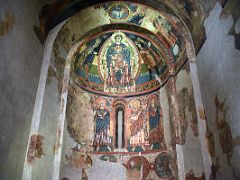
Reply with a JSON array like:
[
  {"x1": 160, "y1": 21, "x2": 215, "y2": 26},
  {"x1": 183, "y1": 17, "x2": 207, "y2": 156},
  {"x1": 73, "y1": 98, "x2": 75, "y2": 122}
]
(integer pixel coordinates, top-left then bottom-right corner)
[
  {"x1": 99, "y1": 32, "x2": 140, "y2": 94},
  {"x1": 93, "y1": 99, "x2": 112, "y2": 151}
]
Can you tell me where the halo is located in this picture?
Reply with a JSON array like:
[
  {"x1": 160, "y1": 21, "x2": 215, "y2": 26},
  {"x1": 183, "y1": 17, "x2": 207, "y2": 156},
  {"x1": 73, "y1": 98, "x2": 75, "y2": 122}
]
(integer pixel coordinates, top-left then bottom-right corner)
[{"x1": 129, "y1": 99, "x2": 141, "y2": 109}]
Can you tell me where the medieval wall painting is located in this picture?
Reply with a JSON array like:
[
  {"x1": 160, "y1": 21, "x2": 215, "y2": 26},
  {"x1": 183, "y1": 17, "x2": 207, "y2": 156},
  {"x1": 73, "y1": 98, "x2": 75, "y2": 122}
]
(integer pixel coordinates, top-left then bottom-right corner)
[
  {"x1": 67, "y1": 90, "x2": 166, "y2": 153},
  {"x1": 99, "y1": 32, "x2": 140, "y2": 94},
  {"x1": 27, "y1": 134, "x2": 45, "y2": 163},
  {"x1": 62, "y1": 3, "x2": 188, "y2": 178},
  {"x1": 154, "y1": 153, "x2": 172, "y2": 178},
  {"x1": 72, "y1": 30, "x2": 169, "y2": 97},
  {"x1": 215, "y1": 95, "x2": 234, "y2": 157},
  {"x1": 65, "y1": 146, "x2": 93, "y2": 180},
  {"x1": 92, "y1": 97, "x2": 112, "y2": 152},
  {"x1": 126, "y1": 156, "x2": 150, "y2": 179},
  {"x1": 128, "y1": 98, "x2": 148, "y2": 151},
  {"x1": 0, "y1": 10, "x2": 15, "y2": 37}
]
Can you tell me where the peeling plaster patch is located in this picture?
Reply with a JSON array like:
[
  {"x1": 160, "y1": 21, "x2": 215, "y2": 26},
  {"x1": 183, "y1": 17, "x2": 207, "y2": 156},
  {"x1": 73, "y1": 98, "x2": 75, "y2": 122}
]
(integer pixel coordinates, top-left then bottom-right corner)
[
  {"x1": 197, "y1": 3, "x2": 240, "y2": 178},
  {"x1": 214, "y1": 95, "x2": 239, "y2": 178},
  {"x1": 27, "y1": 134, "x2": 45, "y2": 164},
  {"x1": 165, "y1": 81, "x2": 180, "y2": 144},
  {"x1": 66, "y1": 83, "x2": 94, "y2": 149},
  {"x1": 160, "y1": 86, "x2": 172, "y2": 150},
  {"x1": 46, "y1": 66, "x2": 56, "y2": 85},
  {"x1": 62, "y1": 78, "x2": 68, "y2": 94},
  {"x1": 64, "y1": 145, "x2": 93, "y2": 180},
  {"x1": 176, "y1": 67, "x2": 205, "y2": 177},
  {"x1": 65, "y1": 150, "x2": 92, "y2": 169},
  {"x1": 205, "y1": 127, "x2": 216, "y2": 157},
  {"x1": 54, "y1": 128, "x2": 62, "y2": 154},
  {"x1": 183, "y1": 63, "x2": 191, "y2": 74},
  {"x1": 185, "y1": 169, "x2": 205, "y2": 180},
  {"x1": 176, "y1": 68, "x2": 199, "y2": 139},
  {"x1": 215, "y1": 95, "x2": 234, "y2": 157},
  {"x1": 182, "y1": 108, "x2": 204, "y2": 177},
  {"x1": 0, "y1": 10, "x2": 15, "y2": 37},
  {"x1": 198, "y1": 106, "x2": 206, "y2": 120}
]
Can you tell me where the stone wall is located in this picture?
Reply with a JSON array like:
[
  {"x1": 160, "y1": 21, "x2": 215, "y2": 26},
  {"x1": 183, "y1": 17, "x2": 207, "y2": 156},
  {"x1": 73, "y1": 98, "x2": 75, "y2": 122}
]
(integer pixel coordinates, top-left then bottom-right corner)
[{"x1": 0, "y1": 0, "x2": 43, "y2": 179}]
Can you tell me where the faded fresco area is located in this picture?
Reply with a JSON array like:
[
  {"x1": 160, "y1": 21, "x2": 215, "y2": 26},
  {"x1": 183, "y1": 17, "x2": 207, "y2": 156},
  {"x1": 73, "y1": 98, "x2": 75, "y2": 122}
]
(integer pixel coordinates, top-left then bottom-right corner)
[
  {"x1": 48, "y1": 1, "x2": 208, "y2": 180},
  {"x1": 62, "y1": 150, "x2": 174, "y2": 180},
  {"x1": 35, "y1": 0, "x2": 206, "y2": 52},
  {"x1": 66, "y1": 86, "x2": 166, "y2": 153},
  {"x1": 0, "y1": 9, "x2": 15, "y2": 37}
]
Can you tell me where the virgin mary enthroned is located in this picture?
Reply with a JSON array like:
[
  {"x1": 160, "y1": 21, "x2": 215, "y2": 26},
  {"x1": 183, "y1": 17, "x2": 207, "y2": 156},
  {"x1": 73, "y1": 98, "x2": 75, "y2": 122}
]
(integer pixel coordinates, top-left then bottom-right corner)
[{"x1": 106, "y1": 34, "x2": 131, "y2": 86}]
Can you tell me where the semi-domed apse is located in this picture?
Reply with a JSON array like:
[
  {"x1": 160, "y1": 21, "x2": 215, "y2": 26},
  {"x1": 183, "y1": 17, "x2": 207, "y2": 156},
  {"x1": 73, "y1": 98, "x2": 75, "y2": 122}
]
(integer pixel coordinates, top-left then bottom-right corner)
[
  {"x1": 62, "y1": 2, "x2": 187, "y2": 154},
  {"x1": 32, "y1": 0, "x2": 211, "y2": 179}
]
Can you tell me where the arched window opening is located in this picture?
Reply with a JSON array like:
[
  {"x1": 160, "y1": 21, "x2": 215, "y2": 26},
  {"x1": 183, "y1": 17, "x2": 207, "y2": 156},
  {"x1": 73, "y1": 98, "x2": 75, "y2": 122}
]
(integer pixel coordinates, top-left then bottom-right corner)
[{"x1": 115, "y1": 106, "x2": 124, "y2": 149}]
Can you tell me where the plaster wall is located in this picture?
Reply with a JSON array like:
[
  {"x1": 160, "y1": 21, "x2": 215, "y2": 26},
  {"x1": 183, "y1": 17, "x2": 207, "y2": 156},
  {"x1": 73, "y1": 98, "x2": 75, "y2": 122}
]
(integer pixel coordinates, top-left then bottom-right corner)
[
  {"x1": 31, "y1": 77, "x2": 60, "y2": 180},
  {"x1": 0, "y1": 0, "x2": 44, "y2": 179},
  {"x1": 197, "y1": 3, "x2": 240, "y2": 179},
  {"x1": 175, "y1": 64, "x2": 205, "y2": 178}
]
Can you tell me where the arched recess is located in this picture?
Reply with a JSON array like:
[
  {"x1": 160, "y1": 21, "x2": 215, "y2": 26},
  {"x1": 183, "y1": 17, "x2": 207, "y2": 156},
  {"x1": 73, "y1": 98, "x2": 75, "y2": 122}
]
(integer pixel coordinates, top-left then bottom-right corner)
[
  {"x1": 112, "y1": 99, "x2": 127, "y2": 150},
  {"x1": 22, "y1": 1, "x2": 211, "y2": 180}
]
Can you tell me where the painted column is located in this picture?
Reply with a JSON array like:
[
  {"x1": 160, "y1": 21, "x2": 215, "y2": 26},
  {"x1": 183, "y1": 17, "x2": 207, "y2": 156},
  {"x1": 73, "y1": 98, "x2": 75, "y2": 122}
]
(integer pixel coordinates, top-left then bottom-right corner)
[
  {"x1": 184, "y1": 35, "x2": 212, "y2": 179},
  {"x1": 22, "y1": 21, "x2": 66, "y2": 180}
]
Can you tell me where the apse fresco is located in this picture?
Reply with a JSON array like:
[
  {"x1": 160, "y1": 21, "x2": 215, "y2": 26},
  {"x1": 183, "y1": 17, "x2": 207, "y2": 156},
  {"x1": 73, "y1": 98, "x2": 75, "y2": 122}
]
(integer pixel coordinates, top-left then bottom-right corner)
[
  {"x1": 67, "y1": 87, "x2": 166, "y2": 153},
  {"x1": 99, "y1": 2, "x2": 179, "y2": 47},
  {"x1": 73, "y1": 30, "x2": 169, "y2": 97},
  {"x1": 100, "y1": 1, "x2": 182, "y2": 60},
  {"x1": 62, "y1": 2, "x2": 190, "y2": 179},
  {"x1": 101, "y1": 2, "x2": 145, "y2": 25},
  {"x1": 92, "y1": 97, "x2": 112, "y2": 151},
  {"x1": 99, "y1": 32, "x2": 140, "y2": 94}
]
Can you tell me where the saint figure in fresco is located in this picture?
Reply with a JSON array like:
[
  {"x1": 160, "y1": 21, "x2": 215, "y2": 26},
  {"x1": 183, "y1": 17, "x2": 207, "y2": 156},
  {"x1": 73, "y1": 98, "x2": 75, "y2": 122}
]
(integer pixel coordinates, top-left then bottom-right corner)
[
  {"x1": 155, "y1": 153, "x2": 172, "y2": 178},
  {"x1": 93, "y1": 101, "x2": 110, "y2": 150},
  {"x1": 106, "y1": 34, "x2": 131, "y2": 87},
  {"x1": 109, "y1": 5, "x2": 129, "y2": 20},
  {"x1": 76, "y1": 38, "x2": 101, "y2": 82},
  {"x1": 148, "y1": 97, "x2": 165, "y2": 148},
  {"x1": 148, "y1": 98, "x2": 160, "y2": 130},
  {"x1": 152, "y1": 16, "x2": 177, "y2": 48},
  {"x1": 136, "y1": 42, "x2": 156, "y2": 69},
  {"x1": 129, "y1": 101, "x2": 148, "y2": 149},
  {"x1": 136, "y1": 42, "x2": 158, "y2": 80}
]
